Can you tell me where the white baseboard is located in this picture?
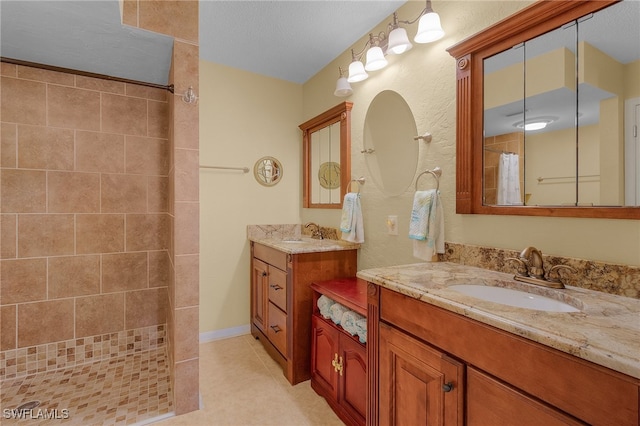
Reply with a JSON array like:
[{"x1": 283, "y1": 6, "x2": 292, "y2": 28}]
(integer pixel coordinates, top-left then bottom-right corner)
[{"x1": 199, "y1": 324, "x2": 251, "y2": 343}]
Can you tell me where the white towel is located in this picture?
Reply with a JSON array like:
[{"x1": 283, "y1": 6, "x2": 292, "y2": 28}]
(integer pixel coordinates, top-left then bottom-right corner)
[
  {"x1": 340, "y1": 192, "x2": 364, "y2": 243},
  {"x1": 409, "y1": 189, "x2": 444, "y2": 261},
  {"x1": 497, "y1": 153, "x2": 523, "y2": 205},
  {"x1": 330, "y1": 303, "x2": 349, "y2": 325},
  {"x1": 355, "y1": 318, "x2": 367, "y2": 344},
  {"x1": 340, "y1": 310, "x2": 364, "y2": 336},
  {"x1": 317, "y1": 295, "x2": 335, "y2": 319}
]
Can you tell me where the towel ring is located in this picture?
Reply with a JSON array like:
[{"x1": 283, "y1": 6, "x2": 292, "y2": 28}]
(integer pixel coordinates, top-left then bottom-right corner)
[
  {"x1": 347, "y1": 177, "x2": 365, "y2": 194},
  {"x1": 415, "y1": 167, "x2": 442, "y2": 191}
]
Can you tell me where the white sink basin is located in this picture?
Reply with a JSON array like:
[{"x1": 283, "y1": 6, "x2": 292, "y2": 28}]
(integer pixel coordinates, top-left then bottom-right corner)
[{"x1": 449, "y1": 284, "x2": 579, "y2": 312}]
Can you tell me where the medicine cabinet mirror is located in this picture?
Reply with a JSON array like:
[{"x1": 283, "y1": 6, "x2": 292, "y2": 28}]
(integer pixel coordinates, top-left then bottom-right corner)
[
  {"x1": 299, "y1": 102, "x2": 353, "y2": 209},
  {"x1": 448, "y1": 0, "x2": 640, "y2": 219},
  {"x1": 364, "y1": 90, "x2": 419, "y2": 196}
]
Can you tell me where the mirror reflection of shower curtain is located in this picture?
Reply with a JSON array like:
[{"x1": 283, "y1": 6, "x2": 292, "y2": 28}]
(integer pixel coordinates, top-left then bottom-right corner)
[{"x1": 497, "y1": 153, "x2": 522, "y2": 205}]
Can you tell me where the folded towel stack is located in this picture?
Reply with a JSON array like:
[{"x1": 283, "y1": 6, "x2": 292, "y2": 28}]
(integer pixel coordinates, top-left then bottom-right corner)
[
  {"x1": 340, "y1": 192, "x2": 364, "y2": 243},
  {"x1": 409, "y1": 189, "x2": 444, "y2": 261},
  {"x1": 330, "y1": 303, "x2": 349, "y2": 325},
  {"x1": 340, "y1": 310, "x2": 365, "y2": 336},
  {"x1": 317, "y1": 295, "x2": 335, "y2": 319},
  {"x1": 355, "y1": 318, "x2": 367, "y2": 344}
]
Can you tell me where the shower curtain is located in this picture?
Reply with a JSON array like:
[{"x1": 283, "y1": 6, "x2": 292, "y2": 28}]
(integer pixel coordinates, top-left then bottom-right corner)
[{"x1": 497, "y1": 153, "x2": 523, "y2": 205}]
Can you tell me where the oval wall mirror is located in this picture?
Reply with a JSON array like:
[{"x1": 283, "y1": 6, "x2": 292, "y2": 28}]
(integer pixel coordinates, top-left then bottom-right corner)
[{"x1": 363, "y1": 90, "x2": 419, "y2": 196}]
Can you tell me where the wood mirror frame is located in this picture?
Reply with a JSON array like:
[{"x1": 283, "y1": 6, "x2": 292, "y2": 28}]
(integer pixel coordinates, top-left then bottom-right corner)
[
  {"x1": 447, "y1": 0, "x2": 639, "y2": 219},
  {"x1": 299, "y1": 102, "x2": 353, "y2": 209}
]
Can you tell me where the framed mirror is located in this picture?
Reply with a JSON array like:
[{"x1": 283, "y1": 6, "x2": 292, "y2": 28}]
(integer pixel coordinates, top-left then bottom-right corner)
[
  {"x1": 448, "y1": 0, "x2": 640, "y2": 219},
  {"x1": 299, "y1": 102, "x2": 353, "y2": 208}
]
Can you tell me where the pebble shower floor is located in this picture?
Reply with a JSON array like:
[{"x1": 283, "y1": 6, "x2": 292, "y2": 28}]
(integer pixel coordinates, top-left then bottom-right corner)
[{"x1": 0, "y1": 347, "x2": 172, "y2": 425}]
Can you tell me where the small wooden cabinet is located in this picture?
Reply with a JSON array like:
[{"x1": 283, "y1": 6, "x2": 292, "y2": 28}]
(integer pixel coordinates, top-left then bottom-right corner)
[
  {"x1": 367, "y1": 285, "x2": 640, "y2": 426},
  {"x1": 311, "y1": 278, "x2": 367, "y2": 426},
  {"x1": 250, "y1": 242, "x2": 357, "y2": 385}
]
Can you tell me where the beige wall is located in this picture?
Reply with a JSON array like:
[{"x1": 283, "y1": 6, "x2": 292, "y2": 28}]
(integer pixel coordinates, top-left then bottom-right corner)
[
  {"x1": 301, "y1": 0, "x2": 640, "y2": 268},
  {"x1": 199, "y1": 61, "x2": 303, "y2": 334},
  {"x1": 0, "y1": 64, "x2": 170, "y2": 352}
]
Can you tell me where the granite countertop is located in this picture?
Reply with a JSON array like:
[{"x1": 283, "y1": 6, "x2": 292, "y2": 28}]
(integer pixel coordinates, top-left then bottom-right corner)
[
  {"x1": 357, "y1": 262, "x2": 640, "y2": 379},
  {"x1": 250, "y1": 237, "x2": 360, "y2": 254}
]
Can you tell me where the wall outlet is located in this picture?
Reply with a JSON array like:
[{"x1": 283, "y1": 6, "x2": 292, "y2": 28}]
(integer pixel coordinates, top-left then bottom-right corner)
[{"x1": 386, "y1": 215, "x2": 398, "y2": 235}]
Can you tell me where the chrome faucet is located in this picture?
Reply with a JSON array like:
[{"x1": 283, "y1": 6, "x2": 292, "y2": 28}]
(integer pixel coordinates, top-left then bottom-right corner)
[
  {"x1": 304, "y1": 222, "x2": 324, "y2": 239},
  {"x1": 507, "y1": 246, "x2": 576, "y2": 289}
]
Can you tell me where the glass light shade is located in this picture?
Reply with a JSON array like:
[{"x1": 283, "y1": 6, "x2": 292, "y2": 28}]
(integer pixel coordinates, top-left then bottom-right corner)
[
  {"x1": 387, "y1": 27, "x2": 413, "y2": 55},
  {"x1": 347, "y1": 60, "x2": 368, "y2": 83},
  {"x1": 414, "y1": 12, "x2": 445, "y2": 43},
  {"x1": 334, "y1": 77, "x2": 353, "y2": 97},
  {"x1": 364, "y1": 46, "x2": 388, "y2": 71}
]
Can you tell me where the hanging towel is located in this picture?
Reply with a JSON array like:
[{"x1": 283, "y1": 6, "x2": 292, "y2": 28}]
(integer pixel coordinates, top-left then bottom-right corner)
[
  {"x1": 355, "y1": 318, "x2": 367, "y2": 344},
  {"x1": 340, "y1": 192, "x2": 365, "y2": 243},
  {"x1": 317, "y1": 295, "x2": 335, "y2": 319},
  {"x1": 497, "y1": 153, "x2": 523, "y2": 205},
  {"x1": 330, "y1": 303, "x2": 349, "y2": 325},
  {"x1": 409, "y1": 189, "x2": 444, "y2": 261},
  {"x1": 340, "y1": 310, "x2": 364, "y2": 336}
]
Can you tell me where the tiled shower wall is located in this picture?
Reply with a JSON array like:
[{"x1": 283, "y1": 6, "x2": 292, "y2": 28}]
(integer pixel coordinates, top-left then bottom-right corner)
[{"x1": 0, "y1": 64, "x2": 170, "y2": 374}]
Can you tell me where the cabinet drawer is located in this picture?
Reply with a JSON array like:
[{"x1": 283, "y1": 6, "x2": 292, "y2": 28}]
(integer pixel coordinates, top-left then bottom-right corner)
[
  {"x1": 254, "y1": 243, "x2": 288, "y2": 271},
  {"x1": 268, "y1": 267, "x2": 287, "y2": 312},
  {"x1": 268, "y1": 302, "x2": 288, "y2": 356}
]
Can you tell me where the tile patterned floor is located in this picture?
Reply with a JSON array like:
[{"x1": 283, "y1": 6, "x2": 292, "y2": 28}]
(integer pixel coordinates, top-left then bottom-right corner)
[
  {"x1": 0, "y1": 347, "x2": 171, "y2": 425},
  {"x1": 156, "y1": 334, "x2": 343, "y2": 426}
]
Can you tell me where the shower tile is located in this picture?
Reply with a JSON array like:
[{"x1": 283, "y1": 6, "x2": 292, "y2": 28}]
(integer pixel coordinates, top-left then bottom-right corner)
[
  {"x1": 138, "y1": 1, "x2": 198, "y2": 43},
  {"x1": 1, "y1": 169, "x2": 46, "y2": 213},
  {"x1": 174, "y1": 254, "x2": 198, "y2": 308},
  {"x1": 47, "y1": 85, "x2": 100, "y2": 131},
  {"x1": 1, "y1": 62, "x2": 17, "y2": 77},
  {"x1": 174, "y1": 149, "x2": 199, "y2": 202},
  {"x1": 101, "y1": 174, "x2": 148, "y2": 213},
  {"x1": 75, "y1": 131, "x2": 125, "y2": 173},
  {"x1": 75, "y1": 293, "x2": 125, "y2": 338},
  {"x1": 172, "y1": 41, "x2": 199, "y2": 94},
  {"x1": 48, "y1": 255, "x2": 100, "y2": 299},
  {"x1": 148, "y1": 176, "x2": 170, "y2": 213},
  {"x1": 148, "y1": 100, "x2": 170, "y2": 139},
  {"x1": 75, "y1": 214, "x2": 125, "y2": 254},
  {"x1": 126, "y1": 84, "x2": 168, "y2": 102},
  {"x1": 17, "y1": 66, "x2": 75, "y2": 86},
  {"x1": 1, "y1": 305, "x2": 17, "y2": 350},
  {"x1": 102, "y1": 93, "x2": 147, "y2": 136},
  {"x1": 1, "y1": 122, "x2": 17, "y2": 167},
  {"x1": 18, "y1": 299, "x2": 74, "y2": 347},
  {"x1": 1, "y1": 214, "x2": 17, "y2": 259},
  {"x1": 102, "y1": 252, "x2": 148, "y2": 293},
  {"x1": 0, "y1": 258, "x2": 47, "y2": 304},
  {"x1": 125, "y1": 136, "x2": 169, "y2": 176},
  {"x1": 172, "y1": 97, "x2": 199, "y2": 150},
  {"x1": 121, "y1": 0, "x2": 138, "y2": 28},
  {"x1": 48, "y1": 171, "x2": 100, "y2": 213},
  {"x1": 0, "y1": 77, "x2": 46, "y2": 125},
  {"x1": 174, "y1": 203, "x2": 199, "y2": 255},
  {"x1": 149, "y1": 250, "x2": 172, "y2": 288},
  {"x1": 125, "y1": 288, "x2": 168, "y2": 329},
  {"x1": 17, "y1": 125, "x2": 74, "y2": 170},
  {"x1": 173, "y1": 358, "x2": 199, "y2": 414},
  {"x1": 126, "y1": 214, "x2": 170, "y2": 251},
  {"x1": 75, "y1": 75, "x2": 125, "y2": 95},
  {"x1": 173, "y1": 307, "x2": 198, "y2": 362},
  {"x1": 17, "y1": 214, "x2": 74, "y2": 258}
]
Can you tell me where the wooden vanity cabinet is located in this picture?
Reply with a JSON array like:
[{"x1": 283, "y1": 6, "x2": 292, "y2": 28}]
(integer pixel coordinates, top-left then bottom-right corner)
[
  {"x1": 250, "y1": 242, "x2": 357, "y2": 385},
  {"x1": 311, "y1": 278, "x2": 367, "y2": 426},
  {"x1": 367, "y1": 285, "x2": 640, "y2": 426}
]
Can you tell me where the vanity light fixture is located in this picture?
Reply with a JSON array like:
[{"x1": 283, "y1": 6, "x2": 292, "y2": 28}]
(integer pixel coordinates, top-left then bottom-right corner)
[
  {"x1": 336, "y1": 0, "x2": 445, "y2": 97},
  {"x1": 334, "y1": 67, "x2": 353, "y2": 97}
]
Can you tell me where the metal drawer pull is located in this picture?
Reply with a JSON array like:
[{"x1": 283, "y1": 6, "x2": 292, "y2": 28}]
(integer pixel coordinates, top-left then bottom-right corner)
[
  {"x1": 442, "y1": 382, "x2": 454, "y2": 392},
  {"x1": 332, "y1": 353, "x2": 344, "y2": 376},
  {"x1": 269, "y1": 284, "x2": 283, "y2": 290},
  {"x1": 270, "y1": 325, "x2": 282, "y2": 333}
]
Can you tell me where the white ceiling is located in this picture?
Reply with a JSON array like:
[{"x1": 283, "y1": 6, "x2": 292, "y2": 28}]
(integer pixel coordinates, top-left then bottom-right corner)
[{"x1": 1, "y1": 0, "x2": 406, "y2": 86}]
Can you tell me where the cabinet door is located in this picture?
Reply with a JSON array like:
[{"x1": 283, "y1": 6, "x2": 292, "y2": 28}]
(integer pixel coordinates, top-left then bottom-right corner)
[
  {"x1": 466, "y1": 367, "x2": 583, "y2": 426},
  {"x1": 379, "y1": 323, "x2": 464, "y2": 426},
  {"x1": 311, "y1": 315, "x2": 340, "y2": 399},
  {"x1": 339, "y1": 334, "x2": 367, "y2": 425},
  {"x1": 251, "y1": 258, "x2": 268, "y2": 332}
]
